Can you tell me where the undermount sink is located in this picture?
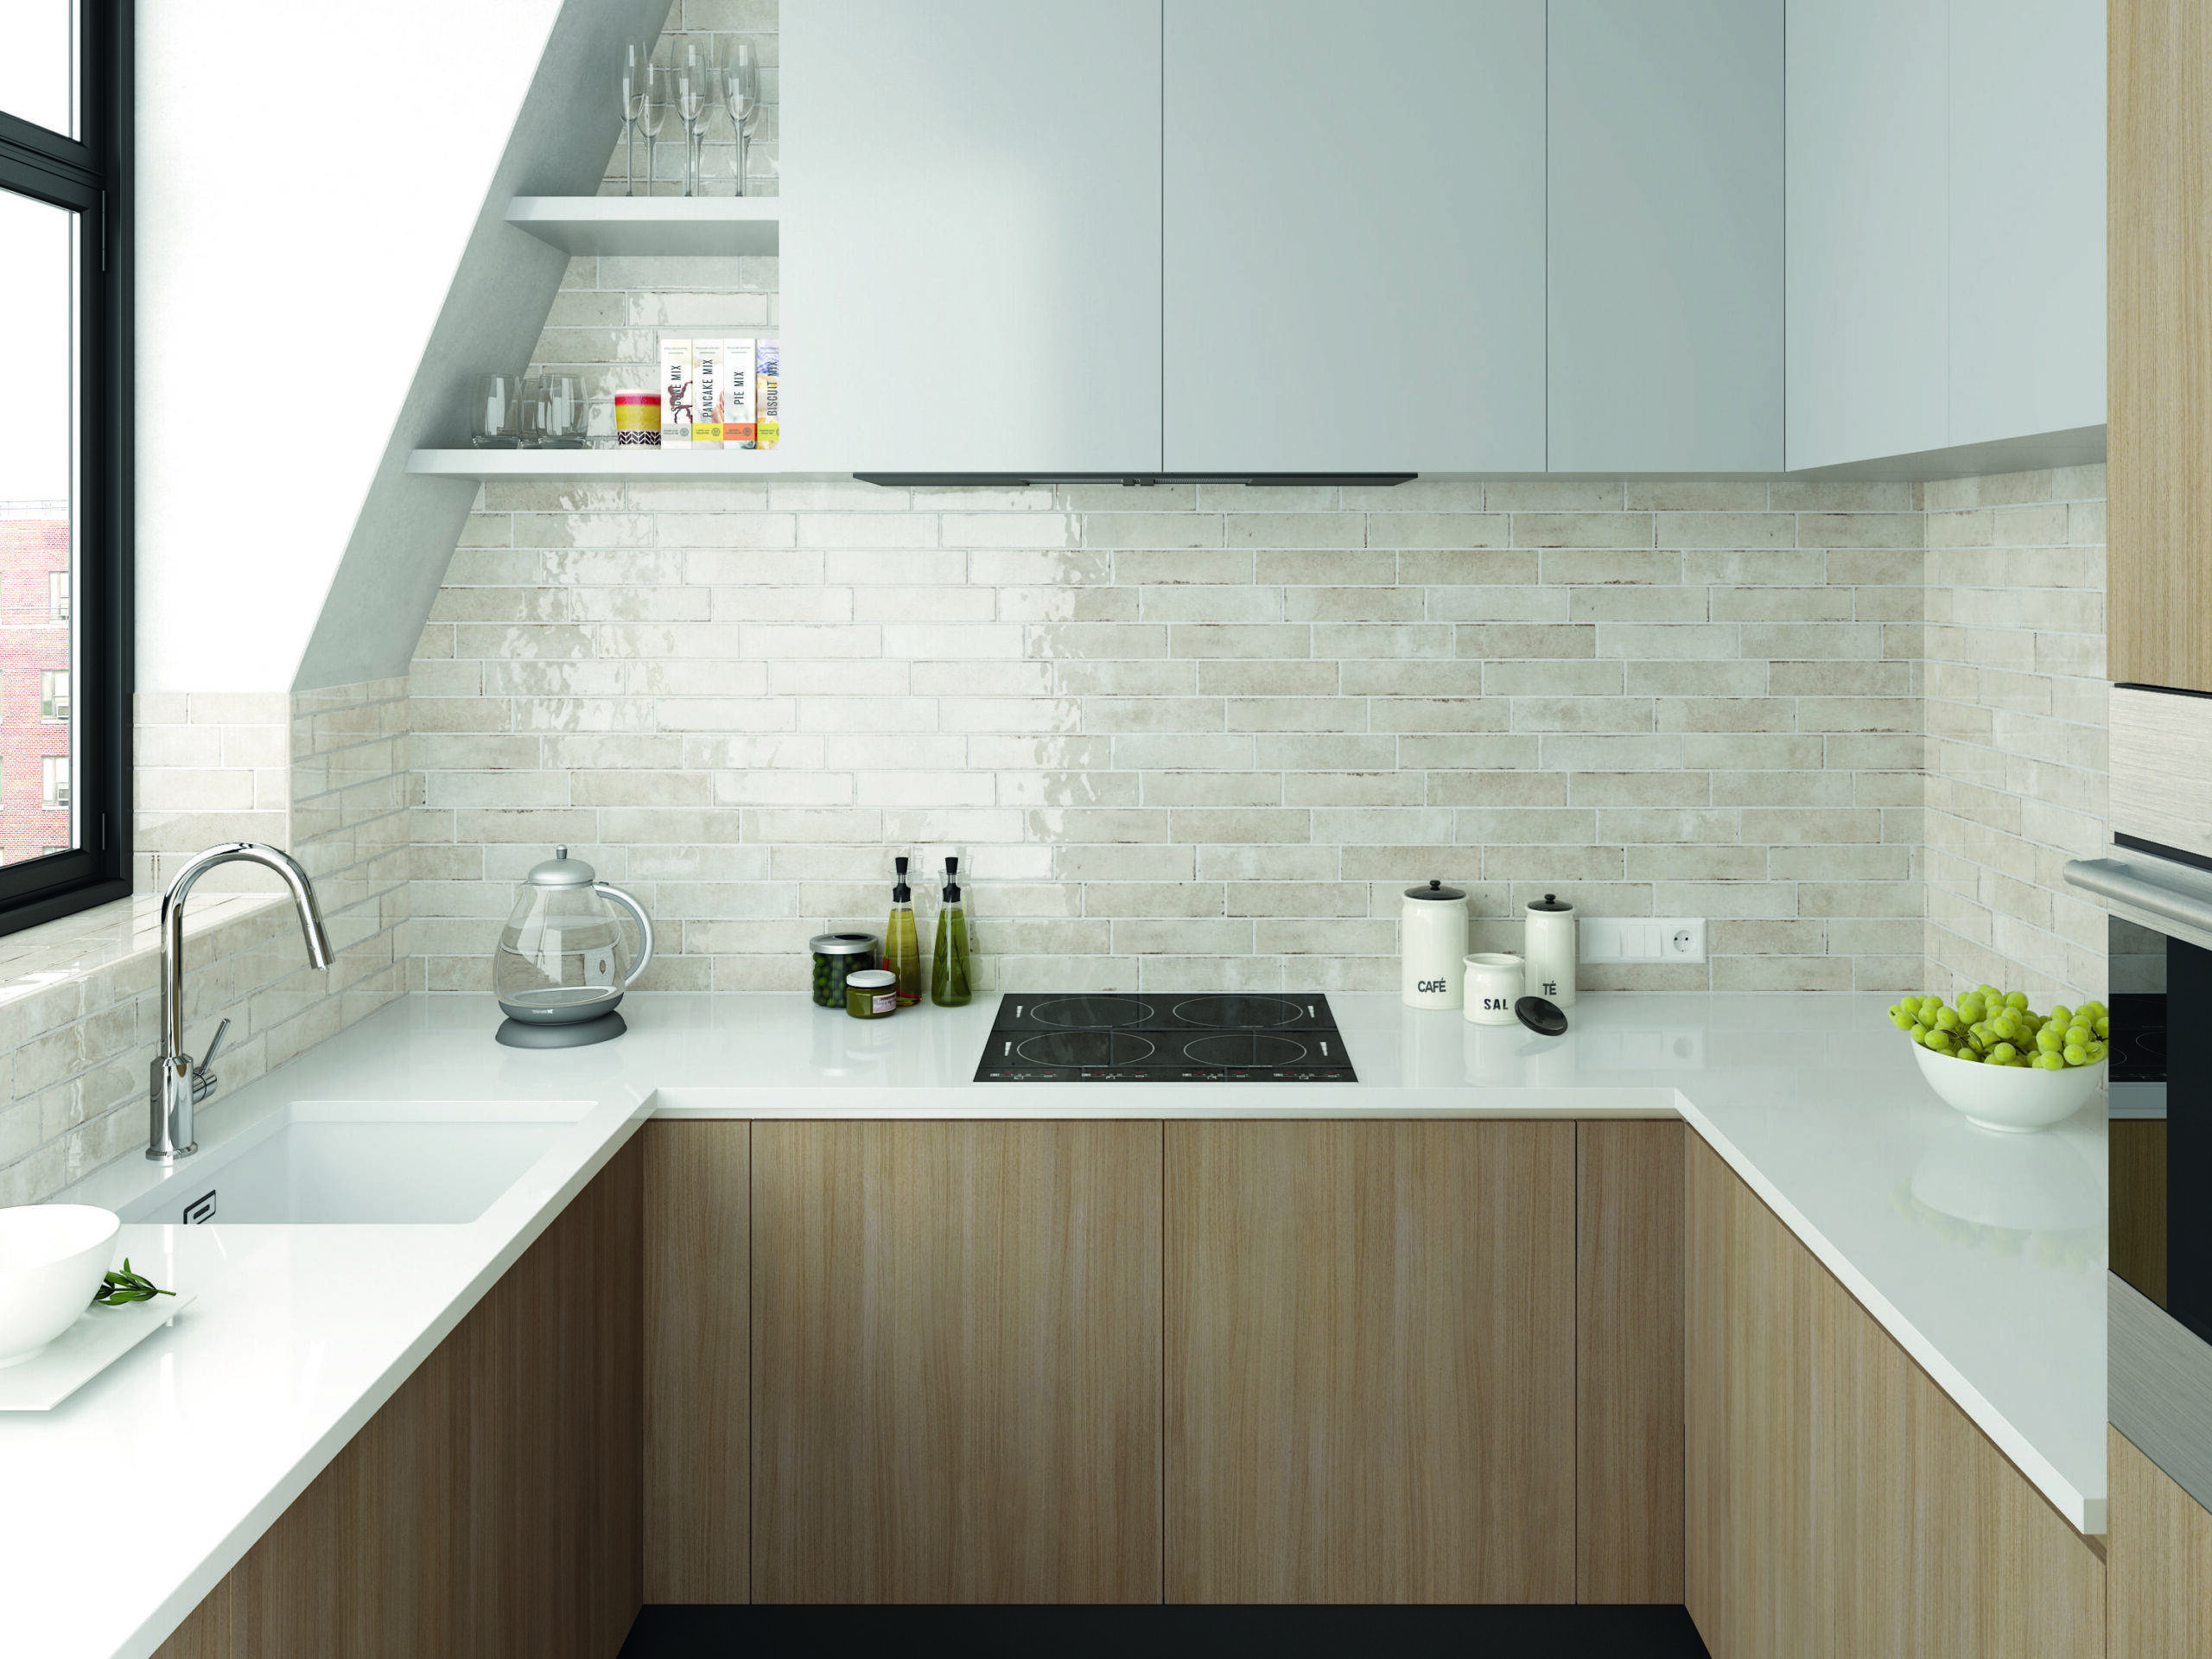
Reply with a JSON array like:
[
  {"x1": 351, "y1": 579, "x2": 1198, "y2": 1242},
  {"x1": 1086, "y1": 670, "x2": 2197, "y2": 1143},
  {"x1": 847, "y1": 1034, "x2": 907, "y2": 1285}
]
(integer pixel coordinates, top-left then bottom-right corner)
[{"x1": 117, "y1": 1103, "x2": 587, "y2": 1225}]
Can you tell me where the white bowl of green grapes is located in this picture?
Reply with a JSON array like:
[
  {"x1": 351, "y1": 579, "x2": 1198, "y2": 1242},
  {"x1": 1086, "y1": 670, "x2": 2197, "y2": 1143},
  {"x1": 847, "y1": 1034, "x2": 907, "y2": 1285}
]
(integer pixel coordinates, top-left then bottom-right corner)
[{"x1": 1888, "y1": 988, "x2": 2108, "y2": 1134}]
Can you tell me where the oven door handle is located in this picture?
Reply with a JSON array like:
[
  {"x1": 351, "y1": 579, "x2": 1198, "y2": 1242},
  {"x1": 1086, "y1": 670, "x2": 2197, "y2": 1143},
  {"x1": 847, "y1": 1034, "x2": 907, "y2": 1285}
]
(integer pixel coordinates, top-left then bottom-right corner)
[{"x1": 2063, "y1": 853, "x2": 2212, "y2": 936}]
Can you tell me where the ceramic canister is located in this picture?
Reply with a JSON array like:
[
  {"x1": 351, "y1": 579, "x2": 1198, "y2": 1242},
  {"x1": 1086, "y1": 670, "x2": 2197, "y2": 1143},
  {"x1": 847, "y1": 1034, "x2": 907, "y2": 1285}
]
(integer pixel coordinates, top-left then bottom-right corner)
[
  {"x1": 614, "y1": 389, "x2": 662, "y2": 448},
  {"x1": 1401, "y1": 880, "x2": 1469, "y2": 1008},
  {"x1": 1523, "y1": 893, "x2": 1577, "y2": 1007},
  {"x1": 1463, "y1": 952, "x2": 1524, "y2": 1025}
]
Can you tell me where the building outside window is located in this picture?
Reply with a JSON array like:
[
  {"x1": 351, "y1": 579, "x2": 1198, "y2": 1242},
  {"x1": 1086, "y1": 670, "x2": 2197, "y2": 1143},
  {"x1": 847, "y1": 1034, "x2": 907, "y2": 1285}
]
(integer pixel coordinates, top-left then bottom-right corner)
[{"x1": 0, "y1": 6, "x2": 131, "y2": 909}]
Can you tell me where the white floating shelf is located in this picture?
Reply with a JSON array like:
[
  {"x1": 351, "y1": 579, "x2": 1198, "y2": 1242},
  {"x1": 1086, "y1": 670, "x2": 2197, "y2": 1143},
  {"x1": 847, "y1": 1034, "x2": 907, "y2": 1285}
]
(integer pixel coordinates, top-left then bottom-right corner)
[
  {"x1": 504, "y1": 195, "x2": 781, "y2": 257},
  {"x1": 408, "y1": 448, "x2": 824, "y2": 480}
]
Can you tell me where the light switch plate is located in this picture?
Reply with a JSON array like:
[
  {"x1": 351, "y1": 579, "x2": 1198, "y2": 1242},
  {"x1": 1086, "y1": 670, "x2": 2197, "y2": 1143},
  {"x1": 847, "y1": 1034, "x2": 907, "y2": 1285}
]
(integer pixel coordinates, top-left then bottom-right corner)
[{"x1": 1580, "y1": 917, "x2": 1706, "y2": 963}]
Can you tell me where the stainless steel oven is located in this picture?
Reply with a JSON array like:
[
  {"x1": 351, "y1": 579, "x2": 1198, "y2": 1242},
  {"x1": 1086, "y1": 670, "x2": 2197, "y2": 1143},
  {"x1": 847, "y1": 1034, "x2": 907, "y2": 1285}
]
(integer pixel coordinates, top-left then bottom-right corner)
[{"x1": 2068, "y1": 683, "x2": 2212, "y2": 1514}]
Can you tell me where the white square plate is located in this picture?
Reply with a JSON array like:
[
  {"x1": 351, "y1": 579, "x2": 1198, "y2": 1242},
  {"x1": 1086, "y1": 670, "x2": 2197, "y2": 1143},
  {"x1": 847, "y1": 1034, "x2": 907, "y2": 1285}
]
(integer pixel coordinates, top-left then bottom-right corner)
[{"x1": 0, "y1": 1294, "x2": 196, "y2": 1411}]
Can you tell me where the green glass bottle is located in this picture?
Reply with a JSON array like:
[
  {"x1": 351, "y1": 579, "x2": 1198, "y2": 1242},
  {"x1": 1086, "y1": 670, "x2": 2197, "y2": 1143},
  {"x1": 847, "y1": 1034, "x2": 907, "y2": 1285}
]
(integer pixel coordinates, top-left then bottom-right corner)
[
  {"x1": 931, "y1": 856, "x2": 972, "y2": 1007},
  {"x1": 883, "y1": 855, "x2": 921, "y2": 1006}
]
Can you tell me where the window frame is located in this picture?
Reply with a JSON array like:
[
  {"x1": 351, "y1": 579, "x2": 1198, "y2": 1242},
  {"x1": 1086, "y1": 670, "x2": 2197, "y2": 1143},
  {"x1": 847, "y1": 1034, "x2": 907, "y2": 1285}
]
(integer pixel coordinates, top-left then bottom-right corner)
[{"x1": 0, "y1": 4, "x2": 131, "y2": 933}]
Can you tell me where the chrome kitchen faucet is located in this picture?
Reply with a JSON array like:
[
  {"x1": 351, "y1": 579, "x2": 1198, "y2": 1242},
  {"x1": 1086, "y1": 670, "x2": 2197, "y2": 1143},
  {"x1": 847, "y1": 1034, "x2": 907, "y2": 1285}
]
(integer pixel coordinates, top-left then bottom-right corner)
[{"x1": 146, "y1": 842, "x2": 334, "y2": 1162}]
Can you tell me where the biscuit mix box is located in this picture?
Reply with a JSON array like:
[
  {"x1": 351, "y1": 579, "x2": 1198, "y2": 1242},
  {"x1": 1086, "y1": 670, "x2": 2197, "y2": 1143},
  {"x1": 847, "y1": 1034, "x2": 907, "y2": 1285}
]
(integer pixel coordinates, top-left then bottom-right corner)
[{"x1": 756, "y1": 338, "x2": 779, "y2": 449}]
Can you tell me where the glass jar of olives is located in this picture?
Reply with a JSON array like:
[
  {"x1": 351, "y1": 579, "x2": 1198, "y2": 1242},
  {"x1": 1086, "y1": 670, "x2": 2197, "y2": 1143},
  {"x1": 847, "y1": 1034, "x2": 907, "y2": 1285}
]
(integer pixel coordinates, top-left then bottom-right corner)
[
  {"x1": 810, "y1": 932, "x2": 880, "y2": 1007},
  {"x1": 845, "y1": 968, "x2": 899, "y2": 1020}
]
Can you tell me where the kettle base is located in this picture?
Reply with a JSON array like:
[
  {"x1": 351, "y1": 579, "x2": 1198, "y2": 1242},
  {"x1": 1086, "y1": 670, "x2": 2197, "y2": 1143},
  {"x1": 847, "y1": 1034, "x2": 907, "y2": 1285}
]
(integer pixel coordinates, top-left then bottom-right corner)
[{"x1": 496, "y1": 1011, "x2": 626, "y2": 1049}]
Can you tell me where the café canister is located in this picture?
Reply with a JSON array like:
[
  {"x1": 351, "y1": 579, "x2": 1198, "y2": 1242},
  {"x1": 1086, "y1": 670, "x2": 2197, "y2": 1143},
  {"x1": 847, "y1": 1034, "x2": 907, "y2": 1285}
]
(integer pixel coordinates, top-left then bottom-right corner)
[
  {"x1": 1523, "y1": 893, "x2": 1578, "y2": 1007},
  {"x1": 1401, "y1": 880, "x2": 1469, "y2": 1009}
]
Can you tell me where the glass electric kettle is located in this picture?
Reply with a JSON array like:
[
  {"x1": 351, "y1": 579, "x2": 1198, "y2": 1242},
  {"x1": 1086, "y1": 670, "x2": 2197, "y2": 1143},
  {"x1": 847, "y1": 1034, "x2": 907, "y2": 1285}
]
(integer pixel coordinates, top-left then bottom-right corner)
[{"x1": 493, "y1": 847, "x2": 655, "y2": 1048}]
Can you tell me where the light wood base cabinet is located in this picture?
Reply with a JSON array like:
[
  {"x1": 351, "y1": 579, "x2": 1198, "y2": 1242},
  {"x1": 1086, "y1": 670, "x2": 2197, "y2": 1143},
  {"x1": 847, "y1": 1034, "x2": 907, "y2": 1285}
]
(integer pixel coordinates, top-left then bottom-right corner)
[
  {"x1": 1578, "y1": 1119, "x2": 1686, "y2": 1603},
  {"x1": 1164, "y1": 1120, "x2": 1577, "y2": 1603},
  {"x1": 154, "y1": 1141, "x2": 644, "y2": 1659},
  {"x1": 2110, "y1": 1423, "x2": 2212, "y2": 1656},
  {"x1": 1685, "y1": 1138, "x2": 2102, "y2": 1658},
  {"x1": 644, "y1": 1122, "x2": 749, "y2": 1603},
  {"x1": 751, "y1": 1120, "x2": 1163, "y2": 1603}
]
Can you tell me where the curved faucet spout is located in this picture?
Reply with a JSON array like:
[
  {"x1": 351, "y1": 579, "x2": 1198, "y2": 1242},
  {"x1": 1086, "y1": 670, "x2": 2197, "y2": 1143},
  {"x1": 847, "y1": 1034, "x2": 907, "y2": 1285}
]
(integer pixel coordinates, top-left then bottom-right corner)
[{"x1": 148, "y1": 842, "x2": 334, "y2": 1161}]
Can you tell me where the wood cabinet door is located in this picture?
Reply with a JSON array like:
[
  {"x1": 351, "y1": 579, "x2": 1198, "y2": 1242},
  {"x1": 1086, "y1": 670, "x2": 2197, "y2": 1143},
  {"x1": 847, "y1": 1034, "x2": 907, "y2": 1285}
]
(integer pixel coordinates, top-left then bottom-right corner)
[
  {"x1": 1163, "y1": 1120, "x2": 1576, "y2": 1603},
  {"x1": 2110, "y1": 1424, "x2": 2212, "y2": 1656},
  {"x1": 781, "y1": 0, "x2": 1164, "y2": 474},
  {"x1": 1684, "y1": 1138, "x2": 2102, "y2": 1659},
  {"x1": 644, "y1": 1122, "x2": 750, "y2": 1604},
  {"x1": 2112, "y1": 0, "x2": 2212, "y2": 689},
  {"x1": 751, "y1": 1121, "x2": 1163, "y2": 1603},
  {"x1": 1160, "y1": 0, "x2": 1546, "y2": 474}
]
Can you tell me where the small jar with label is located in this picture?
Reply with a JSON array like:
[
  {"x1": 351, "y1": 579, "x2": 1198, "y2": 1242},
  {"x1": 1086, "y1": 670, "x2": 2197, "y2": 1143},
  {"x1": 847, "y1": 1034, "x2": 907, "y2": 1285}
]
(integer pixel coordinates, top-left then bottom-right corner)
[{"x1": 845, "y1": 968, "x2": 899, "y2": 1020}]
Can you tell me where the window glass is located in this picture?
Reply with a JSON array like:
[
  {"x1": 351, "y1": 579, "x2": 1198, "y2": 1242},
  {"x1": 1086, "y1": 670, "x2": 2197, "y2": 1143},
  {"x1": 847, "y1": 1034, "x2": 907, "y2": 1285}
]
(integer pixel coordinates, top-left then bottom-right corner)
[
  {"x1": 0, "y1": 189, "x2": 78, "y2": 864},
  {"x1": 48, "y1": 572, "x2": 67, "y2": 621},
  {"x1": 41, "y1": 755, "x2": 67, "y2": 810},
  {"x1": 0, "y1": 3, "x2": 78, "y2": 139}
]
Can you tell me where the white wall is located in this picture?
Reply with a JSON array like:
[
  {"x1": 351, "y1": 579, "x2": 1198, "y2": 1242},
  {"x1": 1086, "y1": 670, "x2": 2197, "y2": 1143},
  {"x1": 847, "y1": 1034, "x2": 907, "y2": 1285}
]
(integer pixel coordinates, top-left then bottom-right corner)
[{"x1": 134, "y1": 0, "x2": 563, "y2": 692}]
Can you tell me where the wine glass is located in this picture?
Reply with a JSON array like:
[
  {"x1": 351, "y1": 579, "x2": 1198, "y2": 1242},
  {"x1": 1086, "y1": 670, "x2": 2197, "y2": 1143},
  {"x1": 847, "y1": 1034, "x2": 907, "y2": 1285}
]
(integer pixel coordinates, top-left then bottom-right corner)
[
  {"x1": 639, "y1": 61, "x2": 671, "y2": 195},
  {"x1": 720, "y1": 41, "x2": 757, "y2": 196},
  {"x1": 675, "y1": 44, "x2": 713, "y2": 199},
  {"x1": 617, "y1": 42, "x2": 646, "y2": 197}
]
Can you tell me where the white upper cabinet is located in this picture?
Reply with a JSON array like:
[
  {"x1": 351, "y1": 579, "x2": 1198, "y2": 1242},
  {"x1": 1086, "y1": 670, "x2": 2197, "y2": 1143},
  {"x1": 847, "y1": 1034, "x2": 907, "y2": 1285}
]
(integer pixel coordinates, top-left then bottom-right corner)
[
  {"x1": 781, "y1": 1, "x2": 1163, "y2": 474},
  {"x1": 1786, "y1": 0, "x2": 1951, "y2": 470},
  {"x1": 1946, "y1": 0, "x2": 2106, "y2": 448},
  {"x1": 1787, "y1": 0, "x2": 2105, "y2": 470},
  {"x1": 1548, "y1": 0, "x2": 1784, "y2": 474},
  {"x1": 1160, "y1": 0, "x2": 1546, "y2": 474}
]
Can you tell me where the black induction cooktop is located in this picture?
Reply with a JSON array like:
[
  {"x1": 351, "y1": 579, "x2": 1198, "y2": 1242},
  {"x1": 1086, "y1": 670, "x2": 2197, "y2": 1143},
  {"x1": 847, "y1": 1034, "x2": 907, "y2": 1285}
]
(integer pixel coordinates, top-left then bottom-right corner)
[{"x1": 976, "y1": 993, "x2": 1356, "y2": 1082}]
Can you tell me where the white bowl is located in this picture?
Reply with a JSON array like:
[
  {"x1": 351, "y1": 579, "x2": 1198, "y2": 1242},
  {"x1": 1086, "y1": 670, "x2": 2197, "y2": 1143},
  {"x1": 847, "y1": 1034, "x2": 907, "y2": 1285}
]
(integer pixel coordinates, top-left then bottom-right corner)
[
  {"x1": 1910, "y1": 1040, "x2": 2103, "y2": 1133},
  {"x1": 0, "y1": 1205, "x2": 119, "y2": 1369}
]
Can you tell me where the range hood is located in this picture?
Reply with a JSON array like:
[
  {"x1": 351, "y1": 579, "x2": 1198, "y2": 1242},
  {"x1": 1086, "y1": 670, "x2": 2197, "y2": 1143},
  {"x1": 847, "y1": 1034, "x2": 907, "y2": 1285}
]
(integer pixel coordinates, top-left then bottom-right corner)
[{"x1": 853, "y1": 473, "x2": 1420, "y2": 488}]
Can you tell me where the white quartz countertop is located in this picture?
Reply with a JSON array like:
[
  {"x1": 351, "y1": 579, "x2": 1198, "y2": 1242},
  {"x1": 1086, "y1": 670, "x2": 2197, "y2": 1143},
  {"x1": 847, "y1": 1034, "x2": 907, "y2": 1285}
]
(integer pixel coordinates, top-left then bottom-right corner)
[{"x1": 3, "y1": 990, "x2": 2107, "y2": 1658}]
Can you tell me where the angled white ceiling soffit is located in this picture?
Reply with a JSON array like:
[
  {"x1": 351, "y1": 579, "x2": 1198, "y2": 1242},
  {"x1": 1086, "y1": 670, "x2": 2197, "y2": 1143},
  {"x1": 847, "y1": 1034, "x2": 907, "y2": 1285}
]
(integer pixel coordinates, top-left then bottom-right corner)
[{"x1": 134, "y1": 0, "x2": 675, "y2": 693}]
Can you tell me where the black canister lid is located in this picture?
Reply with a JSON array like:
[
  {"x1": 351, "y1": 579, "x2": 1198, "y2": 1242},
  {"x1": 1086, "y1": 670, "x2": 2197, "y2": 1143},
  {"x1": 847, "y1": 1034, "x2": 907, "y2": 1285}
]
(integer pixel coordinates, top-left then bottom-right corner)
[
  {"x1": 1527, "y1": 893, "x2": 1573, "y2": 912},
  {"x1": 1405, "y1": 878, "x2": 1467, "y2": 901},
  {"x1": 1516, "y1": 995, "x2": 1569, "y2": 1036}
]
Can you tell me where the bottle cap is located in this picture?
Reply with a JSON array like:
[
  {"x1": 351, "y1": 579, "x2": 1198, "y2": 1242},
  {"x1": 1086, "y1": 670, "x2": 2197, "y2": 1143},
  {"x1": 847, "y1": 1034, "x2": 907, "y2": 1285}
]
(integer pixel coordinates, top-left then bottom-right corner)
[
  {"x1": 893, "y1": 854, "x2": 910, "y2": 903},
  {"x1": 944, "y1": 855, "x2": 962, "y2": 903}
]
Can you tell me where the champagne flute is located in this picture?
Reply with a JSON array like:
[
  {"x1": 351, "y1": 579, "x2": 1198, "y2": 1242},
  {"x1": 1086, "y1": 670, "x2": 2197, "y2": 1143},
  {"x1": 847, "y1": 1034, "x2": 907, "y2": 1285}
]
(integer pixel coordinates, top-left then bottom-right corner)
[
  {"x1": 617, "y1": 42, "x2": 646, "y2": 197},
  {"x1": 720, "y1": 41, "x2": 758, "y2": 196},
  {"x1": 675, "y1": 46, "x2": 713, "y2": 199},
  {"x1": 639, "y1": 61, "x2": 671, "y2": 195}
]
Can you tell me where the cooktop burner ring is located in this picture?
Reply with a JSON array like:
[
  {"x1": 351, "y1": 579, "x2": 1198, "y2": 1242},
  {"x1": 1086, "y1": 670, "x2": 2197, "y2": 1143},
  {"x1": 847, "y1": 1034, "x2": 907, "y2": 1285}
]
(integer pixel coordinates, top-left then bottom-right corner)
[
  {"x1": 1170, "y1": 995, "x2": 1305, "y2": 1029},
  {"x1": 1014, "y1": 1031, "x2": 1158, "y2": 1069},
  {"x1": 1027, "y1": 995, "x2": 1156, "y2": 1029},
  {"x1": 1183, "y1": 1032, "x2": 1309, "y2": 1068}
]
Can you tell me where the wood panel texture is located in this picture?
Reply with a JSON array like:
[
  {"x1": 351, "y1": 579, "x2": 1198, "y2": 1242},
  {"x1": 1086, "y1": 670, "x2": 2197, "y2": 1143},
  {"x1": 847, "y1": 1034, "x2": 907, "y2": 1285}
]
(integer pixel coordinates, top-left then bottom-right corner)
[
  {"x1": 2111, "y1": 1118, "x2": 2169, "y2": 1307},
  {"x1": 750, "y1": 1120, "x2": 1163, "y2": 1604},
  {"x1": 2110, "y1": 1423, "x2": 2212, "y2": 1656},
  {"x1": 2107, "y1": 685, "x2": 2212, "y2": 861},
  {"x1": 645, "y1": 1121, "x2": 750, "y2": 1602},
  {"x1": 2110, "y1": 0, "x2": 2212, "y2": 690},
  {"x1": 1164, "y1": 1120, "x2": 1577, "y2": 1604},
  {"x1": 154, "y1": 1139, "x2": 645, "y2": 1658},
  {"x1": 1576, "y1": 1119, "x2": 1686, "y2": 1603},
  {"x1": 1682, "y1": 1137, "x2": 2102, "y2": 1659}
]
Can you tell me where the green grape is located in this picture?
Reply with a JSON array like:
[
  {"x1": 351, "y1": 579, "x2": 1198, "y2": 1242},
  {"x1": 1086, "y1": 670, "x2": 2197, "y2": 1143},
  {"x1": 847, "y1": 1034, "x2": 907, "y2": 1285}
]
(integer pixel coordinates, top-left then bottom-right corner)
[
  {"x1": 2084, "y1": 1039, "x2": 2107, "y2": 1063},
  {"x1": 2004, "y1": 991, "x2": 2028, "y2": 1010},
  {"x1": 1977, "y1": 983, "x2": 2001, "y2": 999},
  {"x1": 1936, "y1": 1007, "x2": 1963, "y2": 1033},
  {"x1": 1907, "y1": 1026, "x2": 1926, "y2": 1046},
  {"x1": 1957, "y1": 995, "x2": 1986, "y2": 1021},
  {"x1": 2063, "y1": 1042, "x2": 2088, "y2": 1065},
  {"x1": 2037, "y1": 1027, "x2": 2064, "y2": 1052},
  {"x1": 2034, "y1": 1052, "x2": 2065, "y2": 1071},
  {"x1": 1955, "y1": 1047, "x2": 1983, "y2": 1063},
  {"x1": 2048, "y1": 1004, "x2": 2073, "y2": 1026},
  {"x1": 1925, "y1": 1028, "x2": 1956, "y2": 1052},
  {"x1": 1891, "y1": 1009, "x2": 1916, "y2": 1031},
  {"x1": 2095, "y1": 1016, "x2": 2110, "y2": 1039},
  {"x1": 1991, "y1": 1014, "x2": 2019, "y2": 1041},
  {"x1": 2066, "y1": 1024, "x2": 2089, "y2": 1046},
  {"x1": 1919, "y1": 995, "x2": 1945, "y2": 1020},
  {"x1": 1990, "y1": 1041, "x2": 2018, "y2": 1064}
]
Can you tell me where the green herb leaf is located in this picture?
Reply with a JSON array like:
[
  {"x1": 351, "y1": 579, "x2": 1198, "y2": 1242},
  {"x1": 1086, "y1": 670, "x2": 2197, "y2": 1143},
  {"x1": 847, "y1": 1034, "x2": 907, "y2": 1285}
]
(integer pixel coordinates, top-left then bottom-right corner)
[{"x1": 92, "y1": 1257, "x2": 176, "y2": 1306}]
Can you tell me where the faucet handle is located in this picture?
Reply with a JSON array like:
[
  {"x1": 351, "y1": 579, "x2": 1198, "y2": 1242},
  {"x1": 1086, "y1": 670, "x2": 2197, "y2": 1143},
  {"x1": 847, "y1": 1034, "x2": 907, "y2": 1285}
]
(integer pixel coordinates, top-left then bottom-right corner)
[{"x1": 189, "y1": 1018, "x2": 230, "y2": 1104}]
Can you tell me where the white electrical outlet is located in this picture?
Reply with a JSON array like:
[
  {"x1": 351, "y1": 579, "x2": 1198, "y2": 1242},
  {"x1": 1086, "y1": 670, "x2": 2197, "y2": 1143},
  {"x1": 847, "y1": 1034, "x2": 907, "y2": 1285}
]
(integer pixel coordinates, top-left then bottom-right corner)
[{"x1": 1579, "y1": 918, "x2": 1706, "y2": 963}]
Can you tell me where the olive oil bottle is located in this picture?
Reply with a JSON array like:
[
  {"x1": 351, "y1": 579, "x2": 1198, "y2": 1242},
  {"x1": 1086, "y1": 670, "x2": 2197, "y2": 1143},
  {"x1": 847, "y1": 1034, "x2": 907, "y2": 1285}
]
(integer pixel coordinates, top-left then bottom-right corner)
[
  {"x1": 931, "y1": 856, "x2": 972, "y2": 1007},
  {"x1": 883, "y1": 855, "x2": 921, "y2": 1006}
]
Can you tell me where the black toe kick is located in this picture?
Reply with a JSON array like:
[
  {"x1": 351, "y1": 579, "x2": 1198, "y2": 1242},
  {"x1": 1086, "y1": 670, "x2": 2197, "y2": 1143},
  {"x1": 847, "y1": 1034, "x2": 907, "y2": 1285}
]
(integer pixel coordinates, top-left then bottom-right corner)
[{"x1": 620, "y1": 1603, "x2": 1713, "y2": 1657}]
